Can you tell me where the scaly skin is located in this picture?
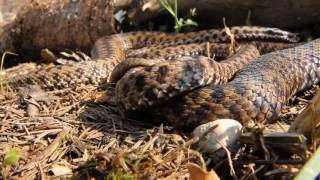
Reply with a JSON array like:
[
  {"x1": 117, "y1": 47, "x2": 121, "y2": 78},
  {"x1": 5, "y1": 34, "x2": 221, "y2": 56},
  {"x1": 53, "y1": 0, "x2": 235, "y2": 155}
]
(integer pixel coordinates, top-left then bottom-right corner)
[
  {"x1": 7, "y1": 26, "x2": 300, "y2": 90},
  {"x1": 116, "y1": 45, "x2": 261, "y2": 110},
  {"x1": 119, "y1": 39, "x2": 320, "y2": 129},
  {"x1": 7, "y1": 26, "x2": 312, "y2": 130}
]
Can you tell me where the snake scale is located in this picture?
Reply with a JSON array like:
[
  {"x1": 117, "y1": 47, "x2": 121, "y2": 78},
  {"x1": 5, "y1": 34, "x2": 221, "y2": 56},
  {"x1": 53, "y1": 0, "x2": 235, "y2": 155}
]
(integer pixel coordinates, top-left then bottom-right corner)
[{"x1": 7, "y1": 26, "x2": 319, "y2": 129}]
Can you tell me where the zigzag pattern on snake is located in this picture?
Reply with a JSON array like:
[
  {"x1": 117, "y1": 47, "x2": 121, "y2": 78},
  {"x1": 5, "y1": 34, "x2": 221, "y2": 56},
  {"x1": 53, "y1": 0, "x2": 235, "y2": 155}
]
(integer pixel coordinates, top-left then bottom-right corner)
[
  {"x1": 7, "y1": 26, "x2": 299, "y2": 89},
  {"x1": 117, "y1": 39, "x2": 320, "y2": 129},
  {"x1": 6, "y1": 26, "x2": 313, "y2": 129}
]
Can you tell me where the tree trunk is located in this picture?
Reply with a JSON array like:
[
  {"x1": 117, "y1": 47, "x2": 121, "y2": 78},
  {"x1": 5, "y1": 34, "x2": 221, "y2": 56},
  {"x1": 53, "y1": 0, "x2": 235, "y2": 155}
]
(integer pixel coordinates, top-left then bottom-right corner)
[{"x1": 0, "y1": 0, "x2": 114, "y2": 57}]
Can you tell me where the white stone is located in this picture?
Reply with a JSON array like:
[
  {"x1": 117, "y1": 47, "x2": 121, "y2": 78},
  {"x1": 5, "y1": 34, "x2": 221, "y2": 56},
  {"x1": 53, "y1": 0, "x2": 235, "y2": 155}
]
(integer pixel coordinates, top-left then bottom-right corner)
[{"x1": 193, "y1": 119, "x2": 242, "y2": 154}]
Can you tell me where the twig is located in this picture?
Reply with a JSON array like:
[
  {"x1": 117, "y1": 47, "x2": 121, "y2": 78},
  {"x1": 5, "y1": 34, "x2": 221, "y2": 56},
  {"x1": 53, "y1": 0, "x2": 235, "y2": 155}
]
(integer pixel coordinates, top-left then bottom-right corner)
[
  {"x1": 259, "y1": 133, "x2": 270, "y2": 161},
  {"x1": 218, "y1": 138, "x2": 238, "y2": 179},
  {"x1": 16, "y1": 128, "x2": 71, "y2": 174},
  {"x1": 248, "y1": 164, "x2": 257, "y2": 180},
  {"x1": 36, "y1": 162, "x2": 45, "y2": 180}
]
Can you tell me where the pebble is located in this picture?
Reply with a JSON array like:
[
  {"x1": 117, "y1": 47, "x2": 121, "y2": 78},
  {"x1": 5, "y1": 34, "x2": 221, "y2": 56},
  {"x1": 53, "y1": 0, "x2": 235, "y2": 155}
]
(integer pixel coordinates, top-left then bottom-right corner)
[{"x1": 193, "y1": 119, "x2": 243, "y2": 154}]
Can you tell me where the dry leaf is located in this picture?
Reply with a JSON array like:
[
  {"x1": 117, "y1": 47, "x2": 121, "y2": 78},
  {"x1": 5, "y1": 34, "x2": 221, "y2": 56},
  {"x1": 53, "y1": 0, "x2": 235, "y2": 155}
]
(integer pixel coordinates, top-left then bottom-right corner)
[
  {"x1": 289, "y1": 88, "x2": 320, "y2": 135},
  {"x1": 93, "y1": 91, "x2": 115, "y2": 103},
  {"x1": 49, "y1": 164, "x2": 72, "y2": 176},
  {"x1": 40, "y1": 48, "x2": 57, "y2": 63},
  {"x1": 187, "y1": 163, "x2": 220, "y2": 180}
]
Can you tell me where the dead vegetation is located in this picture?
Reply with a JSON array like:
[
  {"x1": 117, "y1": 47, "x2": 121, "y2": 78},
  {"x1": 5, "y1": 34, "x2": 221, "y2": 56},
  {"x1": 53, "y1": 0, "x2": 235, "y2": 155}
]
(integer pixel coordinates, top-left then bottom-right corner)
[
  {"x1": 0, "y1": 74, "x2": 319, "y2": 179},
  {"x1": 0, "y1": 84, "x2": 203, "y2": 179}
]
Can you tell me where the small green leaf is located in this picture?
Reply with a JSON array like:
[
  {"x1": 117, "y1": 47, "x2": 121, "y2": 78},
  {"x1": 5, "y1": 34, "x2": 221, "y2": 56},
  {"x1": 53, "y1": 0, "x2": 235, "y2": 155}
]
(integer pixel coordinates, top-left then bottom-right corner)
[
  {"x1": 4, "y1": 148, "x2": 20, "y2": 166},
  {"x1": 178, "y1": 18, "x2": 184, "y2": 25},
  {"x1": 189, "y1": 8, "x2": 197, "y2": 16},
  {"x1": 184, "y1": 19, "x2": 198, "y2": 26},
  {"x1": 159, "y1": 0, "x2": 198, "y2": 32}
]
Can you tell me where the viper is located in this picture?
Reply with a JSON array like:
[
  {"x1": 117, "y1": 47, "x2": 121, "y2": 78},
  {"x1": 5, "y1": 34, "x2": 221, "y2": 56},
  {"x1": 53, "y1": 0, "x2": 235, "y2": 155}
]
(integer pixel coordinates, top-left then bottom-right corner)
[{"x1": 6, "y1": 26, "x2": 314, "y2": 129}]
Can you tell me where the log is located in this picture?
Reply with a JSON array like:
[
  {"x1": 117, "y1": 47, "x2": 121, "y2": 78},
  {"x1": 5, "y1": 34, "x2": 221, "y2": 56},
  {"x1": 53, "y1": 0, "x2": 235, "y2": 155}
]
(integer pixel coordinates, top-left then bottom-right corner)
[{"x1": 0, "y1": 0, "x2": 115, "y2": 57}]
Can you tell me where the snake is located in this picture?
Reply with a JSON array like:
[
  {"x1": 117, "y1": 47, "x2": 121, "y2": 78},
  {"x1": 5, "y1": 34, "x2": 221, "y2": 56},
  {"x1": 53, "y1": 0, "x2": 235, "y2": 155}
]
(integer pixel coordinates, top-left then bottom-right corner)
[
  {"x1": 116, "y1": 38, "x2": 320, "y2": 129},
  {"x1": 6, "y1": 26, "x2": 312, "y2": 129}
]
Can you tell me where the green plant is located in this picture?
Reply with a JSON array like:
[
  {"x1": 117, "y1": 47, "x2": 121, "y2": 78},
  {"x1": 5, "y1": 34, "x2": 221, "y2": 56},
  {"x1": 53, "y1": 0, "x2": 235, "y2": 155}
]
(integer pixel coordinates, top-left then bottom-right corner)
[
  {"x1": 4, "y1": 148, "x2": 20, "y2": 166},
  {"x1": 159, "y1": 0, "x2": 198, "y2": 32},
  {"x1": 106, "y1": 168, "x2": 134, "y2": 180}
]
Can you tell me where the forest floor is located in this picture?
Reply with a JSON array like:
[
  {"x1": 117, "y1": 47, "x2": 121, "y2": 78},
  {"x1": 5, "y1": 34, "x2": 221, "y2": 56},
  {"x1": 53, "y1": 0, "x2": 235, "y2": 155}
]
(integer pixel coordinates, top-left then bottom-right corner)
[{"x1": 0, "y1": 71, "x2": 318, "y2": 179}]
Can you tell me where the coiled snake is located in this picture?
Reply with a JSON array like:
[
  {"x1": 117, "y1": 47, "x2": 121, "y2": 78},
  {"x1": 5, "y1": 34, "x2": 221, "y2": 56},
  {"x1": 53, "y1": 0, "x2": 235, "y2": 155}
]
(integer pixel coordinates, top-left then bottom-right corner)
[{"x1": 7, "y1": 26, "x2": 319, "y2": 129}]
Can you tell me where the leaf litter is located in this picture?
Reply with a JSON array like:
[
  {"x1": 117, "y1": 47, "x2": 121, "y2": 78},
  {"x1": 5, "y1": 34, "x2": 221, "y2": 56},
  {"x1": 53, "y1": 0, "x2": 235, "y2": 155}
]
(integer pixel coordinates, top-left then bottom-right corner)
[{"x1": 0, "y1": 57, "x2": 319, "y2": 179}]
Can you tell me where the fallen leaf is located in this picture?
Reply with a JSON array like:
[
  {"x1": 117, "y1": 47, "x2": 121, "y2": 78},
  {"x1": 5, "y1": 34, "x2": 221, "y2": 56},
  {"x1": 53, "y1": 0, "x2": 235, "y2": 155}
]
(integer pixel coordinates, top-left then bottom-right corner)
[
  {"x1": 289, "y1": 88, "x2": 320, "y2": 135},
  {"x1": 49, "y1": 164, "x2": 72, "y2": 176},
  {"x1": 40, "y1": 48, "x2": 57, "y2": 63},
  {"x1": 187, "y1": 162, "x2": 220, "y2": 180},
  {"x1": 93, "y1": 91, "x2": 115, "y2": 104}
]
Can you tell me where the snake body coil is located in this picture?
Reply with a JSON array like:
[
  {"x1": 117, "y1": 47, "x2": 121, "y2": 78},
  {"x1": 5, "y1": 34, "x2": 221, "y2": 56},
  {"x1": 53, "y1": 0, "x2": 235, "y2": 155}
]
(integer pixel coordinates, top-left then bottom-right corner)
[
  {"x1": 8, "y1": 26, "x2": 299, "y2": 89},
  {"x1": 119, "y1": 39, "x2": 320, "y2": 128},
  {"x1": 7, "y1": 26, "x2": 313, "y2": 129}
]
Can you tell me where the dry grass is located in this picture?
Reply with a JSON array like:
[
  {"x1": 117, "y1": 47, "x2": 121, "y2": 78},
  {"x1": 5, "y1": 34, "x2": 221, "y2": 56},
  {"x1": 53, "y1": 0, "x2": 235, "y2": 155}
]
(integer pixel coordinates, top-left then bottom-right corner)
[
  {"x1": 0, "y1": 83, "x2": 205, "y2": 179},
  {"x1": 0, "y1": 64, "x2": 317, "y2": 179}
]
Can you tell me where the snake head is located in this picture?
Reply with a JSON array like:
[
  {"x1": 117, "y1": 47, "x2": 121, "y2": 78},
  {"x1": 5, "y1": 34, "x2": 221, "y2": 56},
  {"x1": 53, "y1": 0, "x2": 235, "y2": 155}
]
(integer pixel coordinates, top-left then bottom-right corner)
[{"x1": 115, "y1": 56, "x2": 215, "y2": 111}]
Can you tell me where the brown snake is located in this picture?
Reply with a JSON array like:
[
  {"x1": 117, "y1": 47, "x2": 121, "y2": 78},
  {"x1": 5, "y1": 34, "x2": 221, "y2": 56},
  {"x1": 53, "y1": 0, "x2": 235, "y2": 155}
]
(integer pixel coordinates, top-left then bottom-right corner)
[
  {"x1": 7, "y1": 26, "x2": 298, "y2": 88},
  {"x1": 7, "y1": 26, "x2": 316, "y2": 129},
  {"x1": 117, "y1": 40, "x2": 320, "y2": 129}
]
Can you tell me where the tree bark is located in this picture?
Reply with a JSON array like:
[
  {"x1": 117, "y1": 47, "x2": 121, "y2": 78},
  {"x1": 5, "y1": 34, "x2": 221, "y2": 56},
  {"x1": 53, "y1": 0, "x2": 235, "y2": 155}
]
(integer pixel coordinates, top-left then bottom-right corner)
[{"x1": 0, "y1": 0, "x2": 115, "y2": 57}]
